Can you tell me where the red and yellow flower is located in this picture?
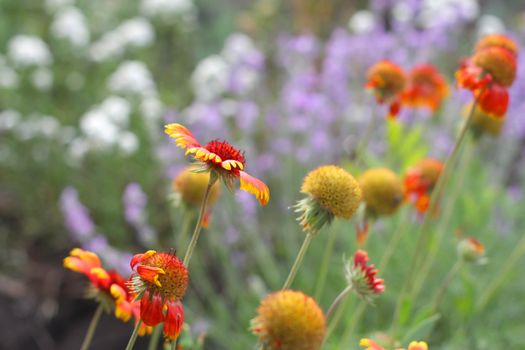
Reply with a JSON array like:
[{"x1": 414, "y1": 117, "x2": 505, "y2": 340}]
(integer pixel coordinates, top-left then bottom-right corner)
[
  {"x1": 63, "y1": 248, "x2": 151, "y2": 335},
  {"x1": 366, "y1": 60, "x2": 407, "y2": 119},
  {"x1": 401, "y1": 64, "x2": 449, "y2": 112},
  {"x1": 129, "y1": 250, "x2": 188, "y2": 341},
  {"x1": 165, "y1": 123, "x2": 269, "y2": 206},
  {"x1": 345, "y1": 250, "x2": 384, "y2": 300},
  {"x1": 404, "y1": 158, "x2": 444, "y2": 215},
  {"x1": 360, "y1": 338, "x2": 428, "y2": 350},
  {"x1": 456, "y1": 34, "x2": 518, "y2": 118}
]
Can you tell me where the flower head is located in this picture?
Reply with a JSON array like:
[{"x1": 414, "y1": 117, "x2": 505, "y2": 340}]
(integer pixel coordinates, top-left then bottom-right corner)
[
  {"x1": 250, "y1": 290, "x2": 326, "y2": 350},
  {"x1": 366, "y1": 60, "x2": 406, "y2": 118},
  {"x1": 64, "y1": 249, "x2": 148, "y2": 333},
  {"x1": 165, "y1": 123, "x2": 269, "y2": 205},
  {"x1": 404, "y1": 158, "x2": 444, "y2": 214},
  {"x1": 471, "y1": 47, "x2": 516, "y2": 87},
  {"x1": 173, "y1": 166, "x2": 222, "y2": 207},
  {"x1": 457, "y1": 237, "x2": 486, "y2": 264},
  {"x1": 129, "y1": 250, "x2": 188, "y2": 340},
  {"x1": 296, "y1": 165, "x2": 362, "y2": 234},
  {"x1": 475, "y1": 34, "x2": 518, "y2": 56},
  {"x1": 345, "y1": 250, "x2": 385, "y2": 300},
  {"x1": 359, "y1": 338, "x2": 428, "y2": 350},
  {"x1": 465, "y1": 102, "x2": 505, "y2": 137},
  {"x1": 401, "y1": 64, "x2": 449, "y2": 112},
  {"x1": 359, "y1": 168, "x2": 404, "y2": 217}
]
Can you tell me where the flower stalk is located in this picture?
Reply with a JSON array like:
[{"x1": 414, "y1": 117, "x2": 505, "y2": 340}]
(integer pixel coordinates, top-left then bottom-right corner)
[
  {"x1": 282, "y1": 232, "x2": 314, "y2": 289},
  {"x1": 79, "y1": 304, "x2": 104, "y2": 350},
  {"x1": 431, "y1": 260, "x2": 463, "y2": 312},
  {"x1": 314, "y1": 228, "x2": 337, "y2": 299},
  {"x1": 124, "y1": 320, "x2": 143, "y2": 350}
]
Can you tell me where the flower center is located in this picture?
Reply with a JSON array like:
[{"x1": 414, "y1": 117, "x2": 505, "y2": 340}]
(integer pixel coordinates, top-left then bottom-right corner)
[{"x1": 205, "y1": 140, "x2": 246, "y2": 165}]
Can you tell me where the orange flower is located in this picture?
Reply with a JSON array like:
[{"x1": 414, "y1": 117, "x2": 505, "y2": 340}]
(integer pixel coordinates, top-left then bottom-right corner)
[
  {"x1": 346, "y1": 250, "x2": 385, "y2": 299},
  {"x1": 401, "y1": 64, "x2": 449, "y2": 112},
  {"x1": 457, "y1": 237, "x2": 486, "y2": 264},
  {"x1": 404, "y1": 158, "x2": 443, "y2": 215},
  {"x1": 456, "y1": 35, "x2": 518, "y2": 117},
  {"x1": 129, "y1": 250, "x2": 188, "y2": 340},
  {"x1": 359, "y1": 338, "x2": 429, "y2": 350},
  {"x1": 165, "y1": 123, "x2": 269, "y2": 205},
  {"x1": 64, "y1": 249, "x2": 148, "y2": 334},
  {"x1": 366, "y1": 60, "x2": 406, "y2": 119}
]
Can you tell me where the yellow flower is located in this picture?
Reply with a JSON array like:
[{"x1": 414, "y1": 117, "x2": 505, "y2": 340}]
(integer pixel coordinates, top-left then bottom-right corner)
[
  {"x1": 464, "y1": 102, "x2": 505, "y2": 137},
  {"x1": 251, "y1": 290, "x2": 326, "y2": 350},
  {"x1": 359, "y1": 168, "x2": 404, "y2": 216},
  {"x1": 173, "y1": 166, "x2": 222, "y2": 207},
  {"x1": 296, "y1": 165, "x2": 362, "y2": 233}
]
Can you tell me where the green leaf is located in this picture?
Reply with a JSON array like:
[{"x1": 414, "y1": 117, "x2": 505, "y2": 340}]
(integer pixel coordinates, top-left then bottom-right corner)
[{"x1": 401, "y1": 313, "x2": 441, "y2": 344}]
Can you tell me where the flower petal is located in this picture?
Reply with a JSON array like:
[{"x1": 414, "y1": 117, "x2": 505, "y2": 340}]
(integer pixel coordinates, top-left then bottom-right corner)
[
  {"x1": 164, "y1": 301, "x2": 184, "y2": 341},
  {"x1": 130, "y1": 250, "x2": 156, "y2": 269},
  {"x1": 239, "y1": 171, "x2": 270, "y2": 206},
  {"x1": 137, "y1": 265, "x2": 165, "y2": 287},
  {"x1": 407, "y1": 341, "x2": 428, "y2": 350},
  {"x1": 359, "y1": 338, "x2": 385, "y2": 350},
  {"x1": 140, "y1": 291, "x2": 164, "y2": 326},
  {"x1": 165, "y1": 123, "x2": 201, "y2": 149}
]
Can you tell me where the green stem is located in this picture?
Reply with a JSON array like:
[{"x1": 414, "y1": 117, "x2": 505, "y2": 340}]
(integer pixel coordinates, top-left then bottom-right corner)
[
  {"x1": 477, "y1": 232, "x2": 525, "y2": 310},
  {"x1": 390, "y1": 97, "x2": 480, "y2": 341},
  {"x1": 79, "y1": 304, "x2": 104, "y2": 350},
  {"x1": 314, "y1": 228, "x2": 337, "y2": 299},
  {"x1": 183, "y1": 177, "x2": 215, "y2": 266},
  {"x1": 125, "y1": 320, "x2": 143, "y2": 350},
  {"x1": 147, "y1": 324, "x2": 162, "y2": 350},
  {"x1": 171, "y1": 339, "x2": 177, "y2": 350},
  {"x1": 431, "y1": 260, "x2": 463, "y2": 312},
  {"x1": 282, "y1": 232, "x2": 314, "y2": 289},
  {"x1": 326, "y1": 285, "x2": 352, "y2": 323}
]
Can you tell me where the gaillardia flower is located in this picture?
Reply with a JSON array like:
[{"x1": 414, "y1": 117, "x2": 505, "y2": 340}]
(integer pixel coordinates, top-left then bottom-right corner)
[
  {"x1": 359, "y1": 168, "x2": 404, "y2": 217},
  {"x1": 295, "y1": 165, "x2": 362, "y2": 234},
  {"x1": 404, "y1": 158, "x2": 444, "y2": 214},
  {"x1": 64, "y1": 249, "x2": 150, "y2": 334},
  {"x1": 165, "y1": 123, "x2": 269, "y2": 205},
  {"x1": 456, "y1": 34, "x2": 518, "y2": 117},
  {"x1": 345, "y1": 250, "x2": 384, "y2": 301},
  {"x1": 129, "y1": 250, "x2": 188, "y2": 340},
  {"x1": 401, "y1": 64, "x2": 449, "y2": 112},
  {"x1": 457, "y1": 237, "x2": 487, "y2": 264},
  {"x1": 251, "y1": 290, "x2": 326, "y2": 350},
  {"x1": 366, "y1": 60, "x2": 406, "y2": 119},
  {"x1": 360, "y1": 338, "x2": 428, "y2": 350},
  {"x1": 465, "y1": 101, "x2": 505, "y2": 137}
]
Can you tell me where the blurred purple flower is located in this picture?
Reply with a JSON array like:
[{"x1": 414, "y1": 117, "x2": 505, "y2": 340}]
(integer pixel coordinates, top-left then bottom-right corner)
[{"x1": 60, "y1": 187, "x2": 95, "y2": 242}]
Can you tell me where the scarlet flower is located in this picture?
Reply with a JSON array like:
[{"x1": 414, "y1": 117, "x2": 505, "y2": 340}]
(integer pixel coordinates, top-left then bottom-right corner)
[
  {"x1": 404, "y1": 158, "x2": 443, "y2": 215},
  {"x1": 366, "y1": 60, "x2": 406, "y2": 119},
  {"x1": 346, "y1": 250, "x2": 384, "y2": 300},
  {"x1": 129, "y1": 250, "x2": 188, "y2": 340},
  {"x1": 401, "y1": 64, "x2": 449, "y2": 112},
  {"x1": 165, "y1": 123, "x2": 269, "y2": 205},
  {"x1": 456, "y1": 35, "x2": 518, "y2": 117},
  {"x1": 64, "y1": 249, "x2": 150, "y2": 334}
]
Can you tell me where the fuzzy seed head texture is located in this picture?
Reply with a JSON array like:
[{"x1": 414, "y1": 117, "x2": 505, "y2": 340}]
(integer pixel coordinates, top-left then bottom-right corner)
[
  {"x1": 472, "y1": 47, "x2": 516, "y2": 87},
  {"x1": 359, "y1": 168, "x2": 404, "y2": 216}
]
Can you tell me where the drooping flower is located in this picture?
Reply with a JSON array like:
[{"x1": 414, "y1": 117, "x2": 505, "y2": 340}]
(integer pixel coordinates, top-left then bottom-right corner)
[
  {"x1": 464, "y1": 102, "x2": 505, "y2": 137},
  {"x1": 129, "y1": 250, "x2": 188, "y2": 340},
  {"x1": 359, "y1": 168, "x2": 404, "y2": 217},
  {"x1": 404, "y1": 158, "x2": 444, "y2": 214},
  {"x1": 250, "y1": 290, "x2": 326, "y2": 350},
  {"x1": 164, "y1": 123, "x2": 269, "y2": 205},
  {"x1": 295, "y1": 165, "x2": 362, "y2": 234},
  {"x1": 457, "y1": 237, "x2": 487, "y2": 264},
  {"x1": 366, "y1": 60, "x2": 406, "y2": 119},
  {"x1": 345, "y1": 250, "x2": 384, "y2": 301},
  {"x1": 359, "y1": 338, "x2": 428, "y2": 350},
  {"x1": 401, "y1": 64, "x2": 449, "y2": 112},
  {"x1": 63, "y1": 249, "x2": 149, "y2": 334},
  {"x1": 456, "y1": 34, "x2": 518, "y2": 117}
]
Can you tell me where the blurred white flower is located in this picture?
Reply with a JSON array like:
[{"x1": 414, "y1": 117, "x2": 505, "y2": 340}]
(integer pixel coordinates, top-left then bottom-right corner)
[
  {"x1": 51, "y1": 7, "x2": 90, "y2": 47},
  {"x1": 68, "y1": 137, "x2": 90, "y2": 161},
  {"x1": 38, "y1": 116, "x2": 61, "y2": 138},
  {"x1": 31, "y1": 67, "x2": 54, "y2": 91},
  {"x1": 0, "y1": 110, "x2": 21, "y2": 131},
  {"x1": 80, "y1": 109, "x2": 120, "y2": 145},
  {"x1": 118, "y1": 18, "x2": 155, "y2": 48},
  {"x1": 477, "y1": 15, "x2": 505, "y2": 37},
  {"x1": 348, "y1": 10, "x2": 375, "y2": 34},
  {"x1": 140, "y1": 0, "x2": 196, "y2": 25},
  {"x1": 14, "y1": 115, "x2": 61, "y2": 140},
  {"x1": 45, "y1": 0, "x2": 74, "y2": 13},
  {"x1": 140, "y1": 96, "x2": 164, "y2": 121},
  {"x1": 419, "y1": 0, "x2": 479, "y2": 28},
  {"x1": 90, "y1": 31, "x2": 124, "y2": 61},
  {"x1": 222, "y1": 33, "x2": 257, "y2": 64},
  {"x1": 118, "y1": 131, "x2": 139, "y2": 155},
  {"x1": 8, "y1": 35, "x2": 52, "y2": 67},
  {"x1": 100, "y1": 96, "x2": 131, "y2": 127},
  {"x1": 108, "y1": 61, "x2": 156, "y2": 96},
  {"x1": 191, "y1": 55, "x2": 229, "y2": 101},
  {"x1": 0, "y1": 56, "x2": 19, "y2": 89}
]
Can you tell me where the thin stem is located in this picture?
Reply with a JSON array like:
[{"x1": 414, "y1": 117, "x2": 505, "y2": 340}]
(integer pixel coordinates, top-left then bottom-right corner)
[
  {"x1": 79, "y1": 304, "x2": 104, "y2": 350},
  {"x1": 390, "y1": 96, "x2": 480, "y2": 341},
  {"x1": 183, "y1": 177, "x2": 215, "y2": 266},
  {"x1": 326, "y1": 285, "x2": 352, "y2": 322},
  {"x1": 354, "y1": 105, "x2": 378, "y2": 168},
  {"x1": 432, "y1": 260, "x2": 463, "y2": 312},
  {"x1": 176, "y1": 209, "x2": 195, "y2": 249},
  {"x1": 147, "y1": 324, "x2": 162, "y2": 350},
  {"x1": 171, "y1": 339, "x2": 177, "y2": 350},
  {"x1": 125, "y1": 320, "x2": 143, "y2": 350},
  {"x1": 282, "y1": 232, "x2": 314, "y2": 289},
  {"x1": 477, "y1": 232, "x2": 525, "y2": 310},
  {"x1": 314, "y1": 228, "x2": 337, "y2": 299}
]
